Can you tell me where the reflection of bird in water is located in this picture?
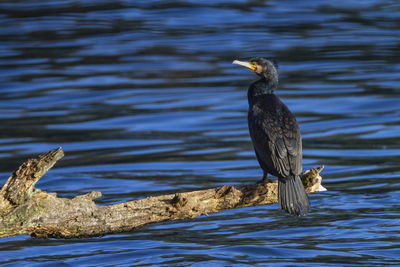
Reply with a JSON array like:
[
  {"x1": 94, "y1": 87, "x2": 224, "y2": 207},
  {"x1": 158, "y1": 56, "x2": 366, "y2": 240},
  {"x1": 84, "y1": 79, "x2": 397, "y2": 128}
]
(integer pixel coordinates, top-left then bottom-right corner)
[{"x1": 233, "y1": 58, "x2": 310, "y2": 216}]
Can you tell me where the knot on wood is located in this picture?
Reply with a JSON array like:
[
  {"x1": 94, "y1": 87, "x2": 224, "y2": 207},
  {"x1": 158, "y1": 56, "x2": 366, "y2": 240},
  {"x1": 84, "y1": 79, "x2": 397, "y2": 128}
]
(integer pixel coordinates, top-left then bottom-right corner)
[
  {"x1": 171, "y1": 193, "x2": 188, "y2": 209},
  {"x1": 215, "y1": 185, "x2": 233, "y2": 198},
  {"x1": 240, "y1": 181, "x2": 271, "y2": 205},
  {"x1": 215, "y1": 185, "x2": 242, "y2": 201}
]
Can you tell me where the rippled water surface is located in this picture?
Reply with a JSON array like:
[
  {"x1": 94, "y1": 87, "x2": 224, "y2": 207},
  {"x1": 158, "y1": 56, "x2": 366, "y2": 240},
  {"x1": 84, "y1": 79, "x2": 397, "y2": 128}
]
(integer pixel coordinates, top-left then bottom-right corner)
[{"x1": 1, "y1": 0, "x2": 400, "y2": 265}]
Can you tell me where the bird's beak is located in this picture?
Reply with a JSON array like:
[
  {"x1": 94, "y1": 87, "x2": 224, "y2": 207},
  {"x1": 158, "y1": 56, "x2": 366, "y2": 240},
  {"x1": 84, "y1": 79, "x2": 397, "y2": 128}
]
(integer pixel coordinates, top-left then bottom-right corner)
[{"x1": 232, "y1": 60, "x2": 256, "y2": 71}]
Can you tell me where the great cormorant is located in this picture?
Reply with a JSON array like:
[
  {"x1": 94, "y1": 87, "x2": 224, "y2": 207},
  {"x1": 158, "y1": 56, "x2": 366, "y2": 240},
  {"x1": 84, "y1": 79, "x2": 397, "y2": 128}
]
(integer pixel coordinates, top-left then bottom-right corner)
[{"x1": 233, "y1": 58, "x2": 310, "y2": 216}]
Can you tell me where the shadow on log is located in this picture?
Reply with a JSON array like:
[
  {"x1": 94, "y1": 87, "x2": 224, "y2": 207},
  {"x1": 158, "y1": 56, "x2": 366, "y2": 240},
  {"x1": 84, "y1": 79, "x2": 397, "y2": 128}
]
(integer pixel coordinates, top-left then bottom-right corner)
[{"x1": 0, "y1": 148, "x2": 326, "y2": 239}]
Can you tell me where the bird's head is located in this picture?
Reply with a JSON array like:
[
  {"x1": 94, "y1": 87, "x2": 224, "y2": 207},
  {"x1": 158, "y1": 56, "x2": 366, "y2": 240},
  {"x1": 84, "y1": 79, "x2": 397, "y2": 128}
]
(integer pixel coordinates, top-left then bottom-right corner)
[{"x1": 232, "y1": 57, "x2": 278, "y2": 80}]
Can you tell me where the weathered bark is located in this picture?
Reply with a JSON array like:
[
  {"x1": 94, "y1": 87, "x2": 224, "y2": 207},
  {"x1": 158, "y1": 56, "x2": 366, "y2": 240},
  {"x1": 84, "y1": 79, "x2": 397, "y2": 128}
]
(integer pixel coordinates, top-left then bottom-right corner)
[{"x1": 0, "y1": 148, "x2": 326, "y2": 239}]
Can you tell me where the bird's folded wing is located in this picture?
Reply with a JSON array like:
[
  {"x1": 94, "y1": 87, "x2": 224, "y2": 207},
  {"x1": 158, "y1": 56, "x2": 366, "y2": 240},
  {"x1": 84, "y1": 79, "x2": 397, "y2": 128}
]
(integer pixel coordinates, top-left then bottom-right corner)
[{"x1": 249, "y1": 103, "x2": 302, "y2": 178}]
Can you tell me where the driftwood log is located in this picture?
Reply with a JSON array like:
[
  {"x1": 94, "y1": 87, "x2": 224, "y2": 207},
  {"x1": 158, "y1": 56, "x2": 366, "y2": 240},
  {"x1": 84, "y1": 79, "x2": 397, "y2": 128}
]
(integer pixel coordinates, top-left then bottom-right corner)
[{"x1": 0, "y1": 148, "x2": 326, "y2": 239}]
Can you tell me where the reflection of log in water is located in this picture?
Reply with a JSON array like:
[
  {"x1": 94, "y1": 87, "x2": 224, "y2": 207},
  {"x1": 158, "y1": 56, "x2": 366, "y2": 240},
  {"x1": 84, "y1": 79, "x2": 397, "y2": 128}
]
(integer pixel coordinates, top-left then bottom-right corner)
[{"x1": 0, "y1": 148, "x2": 326, "y2": 239}]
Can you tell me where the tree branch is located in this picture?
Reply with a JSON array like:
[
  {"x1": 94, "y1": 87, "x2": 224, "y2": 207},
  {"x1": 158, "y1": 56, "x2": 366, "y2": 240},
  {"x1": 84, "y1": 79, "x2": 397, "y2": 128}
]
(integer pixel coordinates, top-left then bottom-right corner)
[{"x1": 0, "y1": 148, "x2": 326, "y2": 239}]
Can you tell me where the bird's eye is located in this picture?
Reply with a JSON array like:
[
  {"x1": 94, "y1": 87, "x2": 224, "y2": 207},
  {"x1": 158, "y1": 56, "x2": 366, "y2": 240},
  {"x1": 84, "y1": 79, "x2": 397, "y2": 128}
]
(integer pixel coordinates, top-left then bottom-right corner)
[{"x1": 251, "y1": 62, "x2": 257, "y2": 65}]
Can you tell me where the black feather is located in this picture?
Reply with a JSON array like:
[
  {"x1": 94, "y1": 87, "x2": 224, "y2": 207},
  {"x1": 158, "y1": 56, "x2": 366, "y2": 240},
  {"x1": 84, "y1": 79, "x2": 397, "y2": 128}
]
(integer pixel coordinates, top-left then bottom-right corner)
[{"x1": 278, "y1": 176, "x2": 310, "y2": 216}]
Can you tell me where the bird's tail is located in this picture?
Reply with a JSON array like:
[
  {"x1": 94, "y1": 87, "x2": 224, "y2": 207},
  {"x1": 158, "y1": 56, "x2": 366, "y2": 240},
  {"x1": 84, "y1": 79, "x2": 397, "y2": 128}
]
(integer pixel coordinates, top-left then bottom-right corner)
[{"x1": 278, "y1": 175, "x2": 310, "y2": 216}]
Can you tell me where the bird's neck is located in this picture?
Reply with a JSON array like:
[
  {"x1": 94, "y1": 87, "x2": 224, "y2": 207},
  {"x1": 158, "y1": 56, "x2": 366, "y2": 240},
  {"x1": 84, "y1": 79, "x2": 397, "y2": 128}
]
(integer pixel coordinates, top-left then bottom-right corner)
[{"x1": 247, "y1": 77, "x2": 278, "y2": 102}]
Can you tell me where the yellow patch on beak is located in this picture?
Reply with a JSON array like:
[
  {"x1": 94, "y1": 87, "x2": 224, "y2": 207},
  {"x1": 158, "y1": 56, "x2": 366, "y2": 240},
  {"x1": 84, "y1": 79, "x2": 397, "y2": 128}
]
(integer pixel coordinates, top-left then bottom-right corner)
[{"x1": 232, "y1": 60, "x2": 257, "y2": 71}]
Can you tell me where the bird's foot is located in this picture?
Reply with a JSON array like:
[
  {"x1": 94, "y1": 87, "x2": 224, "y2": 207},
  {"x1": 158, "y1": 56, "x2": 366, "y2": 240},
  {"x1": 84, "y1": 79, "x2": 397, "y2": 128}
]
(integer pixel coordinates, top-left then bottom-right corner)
[{"x1": 257, "y1": 175, "x2": 270, "y2": 185}]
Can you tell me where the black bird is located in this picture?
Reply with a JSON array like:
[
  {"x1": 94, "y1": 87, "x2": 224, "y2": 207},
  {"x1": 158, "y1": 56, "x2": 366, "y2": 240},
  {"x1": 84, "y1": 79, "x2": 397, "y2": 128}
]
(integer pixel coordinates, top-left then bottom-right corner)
[{"x1": 233, "y1": 58, "x2": 310, "y2": 216}]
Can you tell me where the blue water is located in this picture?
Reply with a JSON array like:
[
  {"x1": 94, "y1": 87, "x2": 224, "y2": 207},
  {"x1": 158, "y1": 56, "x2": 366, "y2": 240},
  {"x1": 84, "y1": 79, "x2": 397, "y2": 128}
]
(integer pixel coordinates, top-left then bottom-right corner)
[{"x1": 1, "y1": 0, "x2": 400, "y2": 265}]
